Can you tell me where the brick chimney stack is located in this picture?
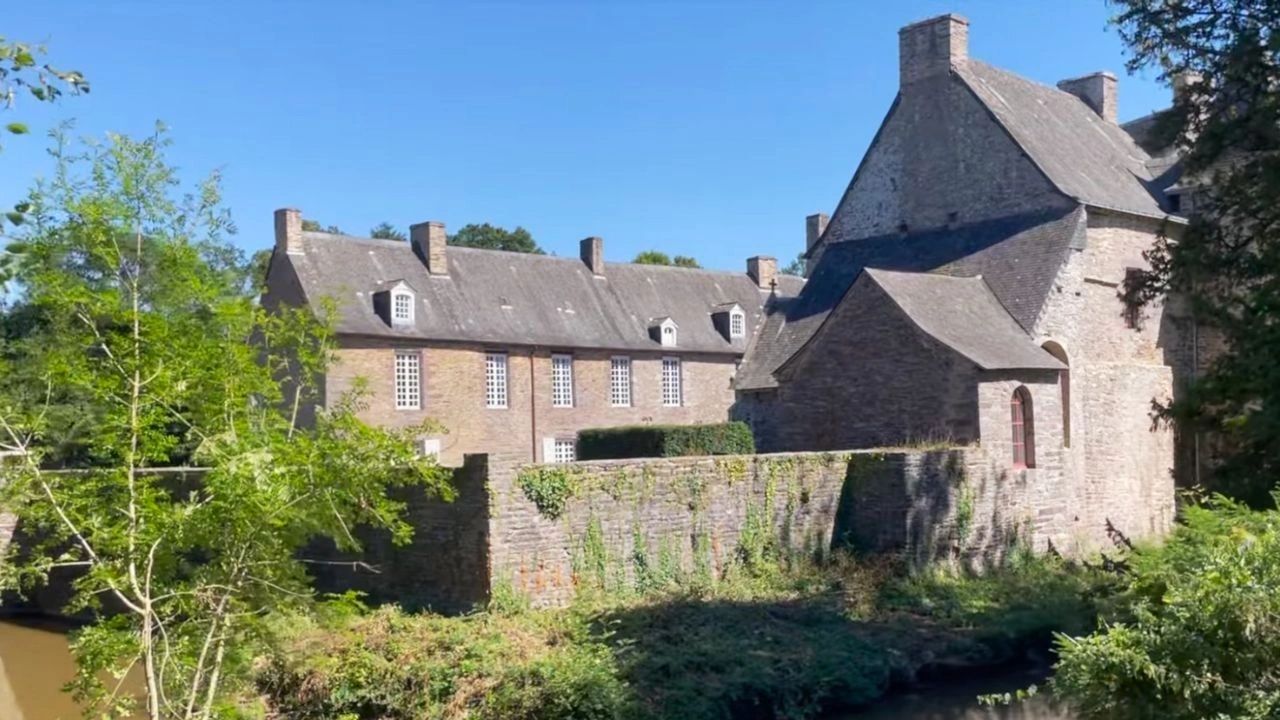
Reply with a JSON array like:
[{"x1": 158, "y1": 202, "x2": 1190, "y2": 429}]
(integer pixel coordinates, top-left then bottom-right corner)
[
  {"x1": 274, "y1": 207, "x2": 303, "y2": 255},
  {"x1": 580, "y1": 236, "x2": 604, "y2": 276},
  {"x1": 805, "y1": 213, "x2": 828, "y2": 254},
  {"x1": 410, "y1": 221, "x2": 448, "y2": 275},
  {"x1": 899, "y1": 13, "x2": 969, "y2": 87},
  {"x1": 1057, "y1": 72, "x2": 1118, "y2": 123},
  {"x1": 747, "y1": 256, "x2": 778, "y2": 292}
]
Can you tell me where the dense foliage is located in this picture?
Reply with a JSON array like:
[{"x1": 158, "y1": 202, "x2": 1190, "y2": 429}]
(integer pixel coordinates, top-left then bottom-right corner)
[
  {"x1": 257, "y1": 548, "x2": 1106, "y2": 720},
  {"x1": 449, "y1": 223, "x2": 543, "y2": 254},
  {"x1": 1114, "y1": 0, "x2": 1280, "y2": 505},
  {"x1": 0, "y1": 129, "x2": 453, "y2": 719},
  {"x1": 577, "y1": 422, "x2": 755, "y2": 460},
  {"x1": 630, "y1": 250, "x2": 700, "y2": 268},
  {"x1": 1054, "y1": 495, "x2": 1280, "y2": 718}
]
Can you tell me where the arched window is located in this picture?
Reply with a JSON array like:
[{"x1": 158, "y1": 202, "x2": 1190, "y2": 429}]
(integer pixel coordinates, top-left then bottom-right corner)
[
  {"x1": 1041, "y1": 341, "x2": 1070, "y2": 448},
  {"x1": 1011, "y1": 386, "x2": 1035, "y2": 468}
]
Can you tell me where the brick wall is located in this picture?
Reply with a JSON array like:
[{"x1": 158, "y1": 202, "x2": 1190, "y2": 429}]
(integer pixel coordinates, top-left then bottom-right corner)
[{"x1": 328, "y1": 339, "x2": 738, "y2": 466}]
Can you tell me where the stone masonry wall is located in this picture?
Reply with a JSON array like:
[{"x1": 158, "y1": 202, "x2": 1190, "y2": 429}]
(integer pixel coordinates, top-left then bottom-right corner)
[
  {"x1": 814, "y1": 72, "x2": 1073, "y2": 263},
  {"x1": 738, "y1": 277, "x2": 981, "y2": 452},
  {"x1": 329, "y1": 339, "x2": 738, "y2": 467},
  {"x1": 486, "y1": 447, "x2": 1080, "y2": 607}
]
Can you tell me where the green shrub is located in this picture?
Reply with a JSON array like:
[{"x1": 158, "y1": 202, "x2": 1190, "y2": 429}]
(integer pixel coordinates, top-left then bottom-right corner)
[
  {"x1": 1053, "y1": 496, "x2": 1280, "y2": 719},
  {"x1": 577, "y1": 422, "x2": 754, "y2": 460}
]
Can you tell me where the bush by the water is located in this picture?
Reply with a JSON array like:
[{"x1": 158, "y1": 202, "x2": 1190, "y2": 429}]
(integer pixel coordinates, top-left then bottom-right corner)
[
  {"x1": 256, "y1": 550, "x2": 1108, "y2": 720},
  {"x1": 1052, "y1": 495, "x2": 1280, "y2": 720},
  {"x1": 576, "y1": 422, "x2": 755, "y2": 460}
]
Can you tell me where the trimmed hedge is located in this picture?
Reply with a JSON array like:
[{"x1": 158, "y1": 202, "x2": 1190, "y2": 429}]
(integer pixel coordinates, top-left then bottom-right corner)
[{"x1": 577, "y1": 422, "x2": 755, "y2": 460}]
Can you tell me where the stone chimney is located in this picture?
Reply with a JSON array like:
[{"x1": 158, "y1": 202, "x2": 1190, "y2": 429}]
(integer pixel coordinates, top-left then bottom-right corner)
[
  {"x1": 1057, "y1": 72, "x2": 1118, "y2": 123},
  {"x1": 747, "y1": 256, "x2": 777, "y2": 292},
  {"x1": 899, "y1": 13, "x2": 969, "y2": 86},
  {"x1": 1172, "y1": 71, "x2": 1202, "y2": 104},
  {"x1": 410, "y1": 221, "x2": 448, "y2": 275},
  {"x1": 274, "y1": 207, "x2": 303, "y2": 255},
  {"x1": 580, "y1": 236, "x2": 604, "y2": 276},
  {"x1": 805, "y1": 213, "x2": 829, "y2": 253}
]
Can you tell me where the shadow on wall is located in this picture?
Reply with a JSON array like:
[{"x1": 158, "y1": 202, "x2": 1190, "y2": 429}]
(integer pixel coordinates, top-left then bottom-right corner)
[{"x1": 307, "y1": 455, "x2": 492, "y2": 615}]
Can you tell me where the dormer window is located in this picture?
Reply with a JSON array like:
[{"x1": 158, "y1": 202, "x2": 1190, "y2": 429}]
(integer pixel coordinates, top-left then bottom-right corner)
[
  {"x1": 388, "y1": 281, "x2": 415, "y2": 327},
  {"x1": 651, "y1": 317, "x2": 679, "y2": 347},
  {"x1": 712, "y1": 303, "x2": 745, "y2": 342},
  {"x1": 373, "y1": 280, "x2": 416, "y2": 328}
]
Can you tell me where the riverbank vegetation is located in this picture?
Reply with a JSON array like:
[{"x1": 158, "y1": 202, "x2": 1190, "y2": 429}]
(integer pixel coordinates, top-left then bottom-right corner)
[{"x1": 255, "y1": 547, "x2": 1111, "y2": 720}]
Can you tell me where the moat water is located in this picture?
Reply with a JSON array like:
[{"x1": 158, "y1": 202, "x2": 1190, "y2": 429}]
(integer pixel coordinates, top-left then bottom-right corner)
[{"x1": 0, "y1": 619, "x2": 1074, "y2": 719}]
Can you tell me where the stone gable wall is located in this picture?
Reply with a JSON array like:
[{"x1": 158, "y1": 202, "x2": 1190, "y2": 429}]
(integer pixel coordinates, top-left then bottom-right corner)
[
  {"x1": 815, "y1": 73, "x2": 1071, "y2": 260},
  {"x1": 737, "y1": 278, "x2": 981, "y2": 453}
]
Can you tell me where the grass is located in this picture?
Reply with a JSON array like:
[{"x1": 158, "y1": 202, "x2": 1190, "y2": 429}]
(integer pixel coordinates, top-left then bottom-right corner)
[{"x1": 253, "y1": 547, "x2": 1111, "y2": 720}]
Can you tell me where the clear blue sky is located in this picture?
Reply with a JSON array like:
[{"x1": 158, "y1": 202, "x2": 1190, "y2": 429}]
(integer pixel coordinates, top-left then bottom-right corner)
[{"x1": 3, "y1": 1, "x2": 1171, "y2": 271}]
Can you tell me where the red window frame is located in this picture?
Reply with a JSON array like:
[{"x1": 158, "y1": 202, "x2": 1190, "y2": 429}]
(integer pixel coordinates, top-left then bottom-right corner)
[{"x1": 1011, "y1": 387, "x2": 1035, "y2": 469}]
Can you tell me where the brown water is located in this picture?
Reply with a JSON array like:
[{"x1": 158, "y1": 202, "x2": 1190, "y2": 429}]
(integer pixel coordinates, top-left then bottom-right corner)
[{"x1": 1, "y1": 619, "x2": 1072, "y2": 720}]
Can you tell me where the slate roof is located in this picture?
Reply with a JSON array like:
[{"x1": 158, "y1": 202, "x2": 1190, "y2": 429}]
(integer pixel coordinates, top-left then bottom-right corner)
[
  {"x1": 958, "y1": 61, "x2": 1170, "y2": 218},
  {"x1": 285, "y1": 232, "x2": 804, "y2": 354},
  {"x1": 736, "y1": 207, "x2": 1084, "y2": 389},
  {"x1": 859, "y1": 269, "x2": 1064, "y2": 371}
]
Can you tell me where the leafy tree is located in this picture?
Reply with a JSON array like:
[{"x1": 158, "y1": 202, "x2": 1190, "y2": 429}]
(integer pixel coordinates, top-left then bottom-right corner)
[
  {"x1": 0, "y1": 129, "x2": 452, "y2": 719},
  {"x1": 1114, "y1": 0, "x2": 1280, "y2": 506},
  {"x1": 632, "y1": 250, "x2": 671, "y2": 265},
  {"x1": 369, "y1": 221, "x2": 405, "y2": 242},
  {"x1": 0, "y1": 37, "x2": 88, "y2": 150},
  {"x1": 781, "y1": 252, "x2": 805, "y2": 276},
  {"x1": 301, "y1": 218, "x2": 341, "y2": 234},
  {"x1": 448, "y1": 223, "x2": 543, "y2": 254},
  {"x1": 632, "y1": 251, "x2": 702, "y2": 268}
]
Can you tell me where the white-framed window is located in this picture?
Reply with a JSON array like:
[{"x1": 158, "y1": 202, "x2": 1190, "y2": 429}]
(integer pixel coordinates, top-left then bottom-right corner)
[
  {"x1": 610, "y1": 356, "x2": 632, "y2": 407},
  {"x1": 485, "y1": 352, "x2": 508, "y2": 408},
  {"x1": 551, "y1": 354, "x2": 574, "y2": 408},
  {"x1": 394, "y1": 351, "x2": 421, "y2": 410},
  {"x1": 391, "y1": 290, "x2": 414, "y2": 325},
  {"x1": 730, "y1": 310, "x2": 745, "y2": 338},
  {"x1": 662, "y1": 356, "x2": 682, "y2": 407},
  {"x1": 553, "y1": 438, "x2": 577, "y2": 464}
]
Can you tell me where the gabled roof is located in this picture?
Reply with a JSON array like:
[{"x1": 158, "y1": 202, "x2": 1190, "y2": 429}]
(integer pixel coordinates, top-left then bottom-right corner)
[
  {"x1": 283, "y1": 232, "x2": 801, "y2": 354},
  {"x1": 958, "y1": 61, "x2": 1170, "y2": 219},
  {"x1": 736, "y1": 207, "x2": 1083, "y2": 389},
  {"x1": 858, "y1": 269, "x2": 1063, "y2": 371}
]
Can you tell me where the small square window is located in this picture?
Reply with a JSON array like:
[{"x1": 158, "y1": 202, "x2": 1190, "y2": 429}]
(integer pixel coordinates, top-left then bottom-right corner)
[
  {"x1": 485, "y1": 352, "x2": 508, "y2": 408},
  {"x1": 552, "y1": 438, "x2": 576, "y2": 464}
]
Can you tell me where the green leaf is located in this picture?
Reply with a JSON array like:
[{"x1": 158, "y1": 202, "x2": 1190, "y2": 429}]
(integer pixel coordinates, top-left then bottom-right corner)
[{"x1": 5, "y1": 122, "x2": 28, "y2": 135}]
